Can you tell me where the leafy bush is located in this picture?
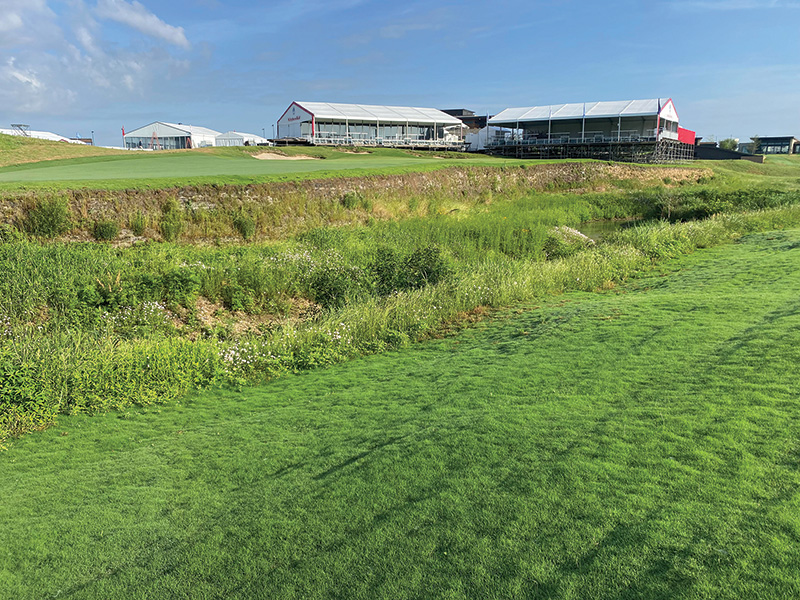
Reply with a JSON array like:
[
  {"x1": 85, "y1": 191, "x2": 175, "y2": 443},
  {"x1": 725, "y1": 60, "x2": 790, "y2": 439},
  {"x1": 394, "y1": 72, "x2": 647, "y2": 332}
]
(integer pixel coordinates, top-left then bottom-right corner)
[
  {"x1": 92, "y1": 220, "x2": 120, "y2": 241},
  {"x1": 23, "y1": 196, "x2": 71, "y2": 238},
  {"x1": 340, "y1": 191, "x2": 362, "y2": 210},
  {"x1": 371, "y1": 246, "x2": 404, "y2": 296},
  {"x1": 162, "y1": 269, "x2": 201, "y2": 306},
  {"x1": 543, "y1": 227, "x2": 594, "y2": 260},
  {"x1": 232, "y1": 211, "x2": 256, "y2": 241},
  {"x1": 404, "y1": 245, "x2": 450, "y2": 288},
  {"x1": 308, "y1": 264, "x2": 367, "y2": 308}
]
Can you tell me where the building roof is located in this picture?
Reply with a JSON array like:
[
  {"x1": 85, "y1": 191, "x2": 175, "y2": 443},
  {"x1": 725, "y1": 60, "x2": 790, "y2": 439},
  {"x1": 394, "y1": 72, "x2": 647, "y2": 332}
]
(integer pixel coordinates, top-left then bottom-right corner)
[
  {"x1": 755, "y1": 136, "x2": 799, "y2": 142},
  {"x1": 161, "y1": 122, "x2": 222, "y2": 137},
  {"x1": 0, "y1": 128, "x2": 87, "y2": 144},
  {"x1": 216, "y1": 131, "x2": 269, "y2": 142},
  {"x1": 490, "y1": 99, "x2": 676, "y2": 125},
  {"x1": 292, "y1": 102, "x2": 463, "y2": 125},
  {"x1": 124, "y1": 122, "x2": 221, "y2": 138}
]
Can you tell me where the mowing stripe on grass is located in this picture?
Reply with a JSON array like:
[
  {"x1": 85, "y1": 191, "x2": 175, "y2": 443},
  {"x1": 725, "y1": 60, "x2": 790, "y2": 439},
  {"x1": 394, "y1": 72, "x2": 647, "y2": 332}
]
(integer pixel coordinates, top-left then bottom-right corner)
[{"x1": 1, "y1": 230, "x2": 799, "y2": 598}]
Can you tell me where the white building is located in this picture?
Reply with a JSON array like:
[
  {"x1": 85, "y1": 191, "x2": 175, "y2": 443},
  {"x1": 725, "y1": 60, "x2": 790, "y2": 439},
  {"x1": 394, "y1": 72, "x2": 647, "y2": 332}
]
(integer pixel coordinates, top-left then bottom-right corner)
[
  {"x1": 215, "y1": 131, "x2": 270, "y2": 147},
  {"x1": 276, "y1": 101, "x2": 465, "y2": 148},
  {"x1": 123, "y1": 122, "x2": 221, "y2": 150}
]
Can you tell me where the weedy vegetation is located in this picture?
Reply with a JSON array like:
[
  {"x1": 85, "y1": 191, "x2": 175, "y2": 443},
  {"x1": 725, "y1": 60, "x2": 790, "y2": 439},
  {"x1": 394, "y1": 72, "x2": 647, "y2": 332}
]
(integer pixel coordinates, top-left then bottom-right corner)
[
  {"x1": 2, "y1": 170, "x2": 800, "y2": 446},
  {"x1": 2, "y1": 228, "x2": 800, "y2": 598},
  {"x1": 3, "y1": 144, "x2": 800, "y2": 596}
]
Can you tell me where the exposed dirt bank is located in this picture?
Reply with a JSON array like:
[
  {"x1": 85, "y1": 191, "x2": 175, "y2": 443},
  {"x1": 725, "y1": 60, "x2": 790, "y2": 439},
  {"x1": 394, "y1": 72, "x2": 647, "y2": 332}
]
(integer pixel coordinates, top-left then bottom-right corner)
[{"x1": 1, "y1": 162, "x2": 711, "y2": 243}]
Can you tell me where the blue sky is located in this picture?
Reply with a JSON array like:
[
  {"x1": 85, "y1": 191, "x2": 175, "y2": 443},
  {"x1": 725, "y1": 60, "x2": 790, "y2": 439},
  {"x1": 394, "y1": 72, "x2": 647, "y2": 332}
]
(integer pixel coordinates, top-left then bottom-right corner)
[{"x1": 1, "y1": 0, "x2": 798, "y2": 147}]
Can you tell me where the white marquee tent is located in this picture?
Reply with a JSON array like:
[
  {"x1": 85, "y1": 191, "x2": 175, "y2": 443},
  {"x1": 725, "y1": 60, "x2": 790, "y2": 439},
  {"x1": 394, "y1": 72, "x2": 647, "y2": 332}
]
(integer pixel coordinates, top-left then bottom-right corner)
[{"x1": 277, "y1": 101, "x2": 464, "y2": 146}]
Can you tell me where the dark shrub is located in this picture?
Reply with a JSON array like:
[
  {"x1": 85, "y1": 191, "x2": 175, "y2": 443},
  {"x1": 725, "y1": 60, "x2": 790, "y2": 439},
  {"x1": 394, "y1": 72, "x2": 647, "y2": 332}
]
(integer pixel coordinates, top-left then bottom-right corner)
[
  {"x1": 23, "y1": 196, "x2": 71, "y2": 238},
  {"x1": 309, "y1": 264, "x2": 366, "y2": 308},
  {"x1": 233, "y1": 211, "x2": 256, "y2": 241},
  {"x1": 340, "y1": 191, "x2": 362, "y2": 209},
  {"x1": 92, "y1": 220, "x2": 120, "y2": 241},
  {"x1": 371, "y1": 246, "x2": 404, "y2": 296},
  {"x1": 404, "y1": 245, "x2": 449, "y2": 289}
]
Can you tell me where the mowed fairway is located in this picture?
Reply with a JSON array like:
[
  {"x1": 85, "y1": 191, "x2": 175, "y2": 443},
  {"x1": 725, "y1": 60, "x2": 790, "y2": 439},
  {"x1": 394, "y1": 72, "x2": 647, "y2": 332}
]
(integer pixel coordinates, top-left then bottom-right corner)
[
  {"x1": 2, "y1": 230, "x2": 800, "y2": 599},
  {"x1": 0, "y1": 147, "x2": 519, "y2": 189}
]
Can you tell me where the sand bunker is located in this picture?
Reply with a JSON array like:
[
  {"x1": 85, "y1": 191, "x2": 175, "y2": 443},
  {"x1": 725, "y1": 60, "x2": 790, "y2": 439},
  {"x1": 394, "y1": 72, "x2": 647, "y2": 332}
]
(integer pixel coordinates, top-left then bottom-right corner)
[{"x1": 253, "y1": 152, "x2": 320, "y2": 160}]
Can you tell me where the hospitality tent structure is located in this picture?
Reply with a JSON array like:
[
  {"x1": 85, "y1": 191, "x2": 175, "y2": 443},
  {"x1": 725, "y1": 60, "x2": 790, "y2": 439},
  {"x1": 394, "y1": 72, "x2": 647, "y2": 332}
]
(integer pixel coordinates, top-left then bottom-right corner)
[
  {"x1": 123, "y1": 122, "x2": 221, "y2": 150},
  {"x1": 486, "y1": 98, "x2": 695, "y2": 163},
  {"x1": 276, "y1": 102, "x2": 466, "y2": 148},
  {"x1": 215, "y1": 131, "x2": 270, "y2": 146}
]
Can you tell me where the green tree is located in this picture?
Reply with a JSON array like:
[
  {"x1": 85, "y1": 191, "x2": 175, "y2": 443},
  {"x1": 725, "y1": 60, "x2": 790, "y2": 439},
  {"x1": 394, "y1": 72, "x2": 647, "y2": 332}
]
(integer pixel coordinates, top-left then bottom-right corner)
[{"x1": 719, "y1": 138, "x2": 739, "y2": 151}]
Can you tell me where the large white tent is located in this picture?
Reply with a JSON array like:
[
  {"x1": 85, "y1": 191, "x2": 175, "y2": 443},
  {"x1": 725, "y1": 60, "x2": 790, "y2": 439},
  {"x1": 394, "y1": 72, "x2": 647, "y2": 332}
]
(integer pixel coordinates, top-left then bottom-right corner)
[
  {"x1": 489, "y1": 98, "x2": 680, "y2": 142},
  {"x1": 277, "y1": 101, "x2": 464, "y2": 146},
  {"x1": 123, "y1": 122, "x2": 221, "y2": 150},
  {"x1": 215, "y1": 131, "x2": 270, "y2": 146}
]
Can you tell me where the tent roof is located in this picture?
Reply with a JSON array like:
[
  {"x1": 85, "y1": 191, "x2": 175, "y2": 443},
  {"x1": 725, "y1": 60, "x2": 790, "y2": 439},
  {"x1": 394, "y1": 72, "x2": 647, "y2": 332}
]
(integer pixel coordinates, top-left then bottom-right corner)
[
  {"x1": 216, "y1": 131, "x2": 268, "y2": 142},
  {"x1": 293, "y1": 102, "x2": 462, "y2": 125},
  {"x1": 123, "y1": 122, "x2": 222, "y2": 138},
  {"x1": 161, "y1": 122, "x2": 222, "y2": 137},
  {"x1": 490, "y1": 99, "x2": 675, "y2": 125},
  {"x1": 0, "y1": 128, "x2": 87, "y2": 144}
]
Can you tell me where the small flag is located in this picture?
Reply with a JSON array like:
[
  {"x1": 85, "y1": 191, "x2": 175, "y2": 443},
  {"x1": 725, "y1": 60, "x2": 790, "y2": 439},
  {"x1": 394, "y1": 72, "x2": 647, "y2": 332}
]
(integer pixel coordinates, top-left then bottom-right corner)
[{"x1": 122, "y1": 126, "x2": 125, "y2": 136}]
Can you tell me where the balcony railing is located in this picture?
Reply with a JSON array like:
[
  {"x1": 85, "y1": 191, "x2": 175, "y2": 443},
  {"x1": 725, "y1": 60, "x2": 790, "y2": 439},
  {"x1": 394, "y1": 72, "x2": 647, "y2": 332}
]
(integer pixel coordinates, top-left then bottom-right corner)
[
  {"x1": 306, "y1": 134, "x2": 464, "y2": 148},
  {"x1": 486, "y1": 131, "x2": 680, "y2": 147}
]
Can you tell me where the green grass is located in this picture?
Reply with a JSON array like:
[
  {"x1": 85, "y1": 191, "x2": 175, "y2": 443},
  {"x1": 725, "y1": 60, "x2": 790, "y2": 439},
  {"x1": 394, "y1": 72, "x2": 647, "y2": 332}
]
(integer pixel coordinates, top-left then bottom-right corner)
[
  {"x1": 2, "y1": 229, "x2": 800, "y2": 598},
  {"x1": 703, "y1": 155, "x2": 800, "y2": 190},
  {"x1": 0, "y1": 145, "x2": 527, "y2": 191},
  {"x1": 0, "y1": 133, "x2": 129, "y2": 168}
]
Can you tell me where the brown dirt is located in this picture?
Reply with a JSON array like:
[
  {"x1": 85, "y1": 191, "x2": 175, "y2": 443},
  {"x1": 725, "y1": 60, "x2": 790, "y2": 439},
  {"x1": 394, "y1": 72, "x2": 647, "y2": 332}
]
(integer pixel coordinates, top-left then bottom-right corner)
[
  {"x1": 175, "y1": 296, "x2": 323, "y2": 339},
  {"x1": 1, "y1": 162, "x2": 713, "y2": 243}
]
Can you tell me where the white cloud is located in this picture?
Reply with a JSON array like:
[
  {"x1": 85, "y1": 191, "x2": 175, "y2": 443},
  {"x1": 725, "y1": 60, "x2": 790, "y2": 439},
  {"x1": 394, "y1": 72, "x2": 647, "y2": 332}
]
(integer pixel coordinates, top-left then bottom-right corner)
[
  {"x1": 0, "y1": 12, "x2": 24, "y2": 32},
  {"x1": 95, "y1": 0, "x2": 190, "y2": 49},
  {"x1": 0, "y1": 0, "x2": 194, "y2": 117}
]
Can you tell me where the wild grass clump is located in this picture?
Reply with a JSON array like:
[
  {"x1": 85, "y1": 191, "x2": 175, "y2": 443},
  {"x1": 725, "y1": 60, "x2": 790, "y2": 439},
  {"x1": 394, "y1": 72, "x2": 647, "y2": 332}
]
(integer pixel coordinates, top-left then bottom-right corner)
[
  {"x1": 130, "y1": 210, "x2": 147, "y2": 236},
  {"x1": 92, "y1": 220, "x2": 120, "y2": 241},
  {"x1": 232, "y1": 211, "x2": 257, "y2": 241},
  {"x1": 159, "y1": 198, "x2": 184, "y2": 242},
  {"x1": 23, "y1": 195, "x2": 71, "y2": 238},
  {"x1": 0, "y1": 224, "x2": 23, "y2": 243}
]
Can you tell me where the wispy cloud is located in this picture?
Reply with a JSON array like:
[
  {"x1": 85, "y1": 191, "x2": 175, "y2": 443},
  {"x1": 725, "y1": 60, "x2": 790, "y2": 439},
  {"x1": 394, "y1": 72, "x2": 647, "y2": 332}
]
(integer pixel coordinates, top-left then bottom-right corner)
[
  {"x1": 96, "y1": 0, "x2": 190, "y2": 48},
  {"x1": 0, "y1": 0, "x2": 193, "y2": 116}
]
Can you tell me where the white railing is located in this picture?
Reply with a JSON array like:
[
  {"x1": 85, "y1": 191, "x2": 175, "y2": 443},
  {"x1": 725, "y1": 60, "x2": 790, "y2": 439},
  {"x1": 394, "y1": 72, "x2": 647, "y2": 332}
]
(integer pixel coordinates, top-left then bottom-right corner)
[
  {"x1": 486, "y1": 134, "x2": 663, "y2": 147},
  {"x1": 307, "y1": 135, "x2": 464, "y2": 148}
]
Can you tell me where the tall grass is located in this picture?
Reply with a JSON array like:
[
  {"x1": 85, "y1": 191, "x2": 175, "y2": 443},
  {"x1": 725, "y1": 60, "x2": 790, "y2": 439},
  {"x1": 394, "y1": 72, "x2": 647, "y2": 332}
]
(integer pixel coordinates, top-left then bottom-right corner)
[{"x1": 3, "y1": 188, "x2": 800, "y2": 447}]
